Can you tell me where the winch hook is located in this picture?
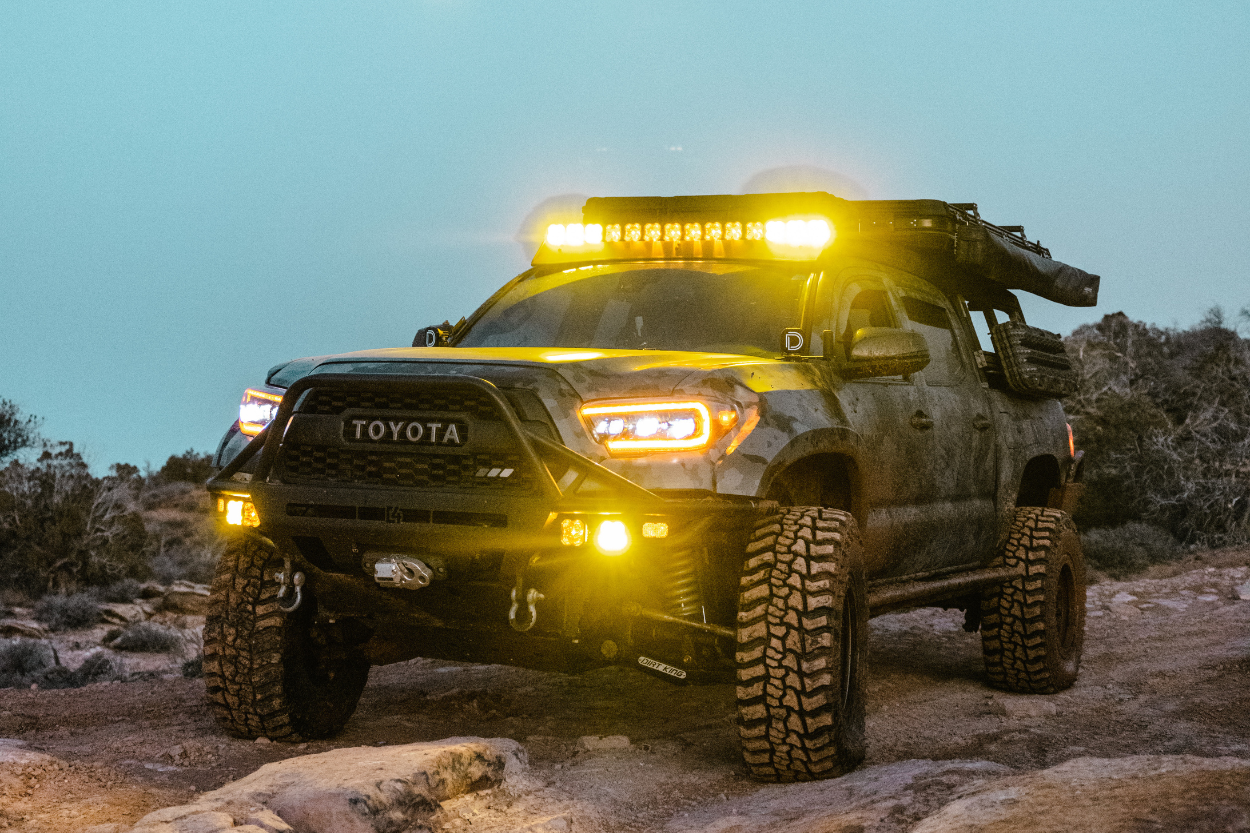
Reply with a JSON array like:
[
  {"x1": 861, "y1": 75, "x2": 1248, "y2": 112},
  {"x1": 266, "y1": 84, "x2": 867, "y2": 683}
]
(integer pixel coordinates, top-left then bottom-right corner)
[{"x1": 275, "y1": 558, "x2": 305, "y2": 613}]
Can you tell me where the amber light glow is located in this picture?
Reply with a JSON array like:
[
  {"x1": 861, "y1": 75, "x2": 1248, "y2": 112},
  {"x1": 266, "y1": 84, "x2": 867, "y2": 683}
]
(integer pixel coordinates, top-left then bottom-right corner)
[
  {"x1": 595, "y1": 520, "x2": 631, "y2": 555},
  {"x1": 222, "y1": 497, "x2": 260, "y2": 527}
]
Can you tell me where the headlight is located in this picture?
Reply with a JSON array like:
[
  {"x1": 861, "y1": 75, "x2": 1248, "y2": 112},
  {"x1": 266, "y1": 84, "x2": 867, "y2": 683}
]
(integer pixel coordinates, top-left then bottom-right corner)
[
  {"x1": 238, "y1": 387, "x2": 283, "y2": 437},
  {"x1": 581, "y1": 400, "x2": 719, "y2": 454}
]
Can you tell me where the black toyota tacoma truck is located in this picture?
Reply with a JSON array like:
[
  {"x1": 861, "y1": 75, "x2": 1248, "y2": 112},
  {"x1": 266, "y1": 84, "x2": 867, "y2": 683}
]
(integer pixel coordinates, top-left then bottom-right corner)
[{"x1": 205, "y1": 191, "x2": 1095, "y2": 781}]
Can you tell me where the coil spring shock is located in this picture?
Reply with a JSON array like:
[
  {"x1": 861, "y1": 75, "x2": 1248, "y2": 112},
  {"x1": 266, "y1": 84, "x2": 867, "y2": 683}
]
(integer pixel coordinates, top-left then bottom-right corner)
[{"x1": 662, "y1": 548, "x2": 705, "y2": 620}]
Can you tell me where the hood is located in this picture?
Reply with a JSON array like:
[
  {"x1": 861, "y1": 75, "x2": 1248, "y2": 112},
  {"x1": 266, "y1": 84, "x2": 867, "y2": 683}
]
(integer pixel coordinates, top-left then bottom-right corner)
[{"x1": 266, "y1": 346, "x2": 775, "y2": 402}]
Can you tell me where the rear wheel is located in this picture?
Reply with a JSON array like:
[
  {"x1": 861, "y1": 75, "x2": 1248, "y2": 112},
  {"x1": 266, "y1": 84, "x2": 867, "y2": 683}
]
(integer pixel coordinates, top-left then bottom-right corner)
[
  {"x1": 981, "y1": 506, "x2": 1086, "y2": 693},
  {"x1": 203, "y1": 536, "x2": 370, "y2": 740},
  {"x1": 735, "y1": 507, "x2": 867, "y2": 781}
]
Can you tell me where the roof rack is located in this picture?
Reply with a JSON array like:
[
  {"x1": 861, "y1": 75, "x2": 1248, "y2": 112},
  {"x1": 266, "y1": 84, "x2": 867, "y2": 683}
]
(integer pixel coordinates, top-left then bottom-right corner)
[{"x1": 534, "y1": 192, "x2": 1100, "y2": 307}]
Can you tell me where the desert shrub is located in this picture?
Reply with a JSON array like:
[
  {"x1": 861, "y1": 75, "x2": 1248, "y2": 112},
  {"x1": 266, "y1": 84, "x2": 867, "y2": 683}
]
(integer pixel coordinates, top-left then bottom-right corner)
[
  {"x1": 0, "y1": 443, "x2": 150, "y2": 595},
  {"x1": 154, "y1": 450, "x2": 215, "y2": 485},
  {"x1": 1082, "y1": 523, "x2": 1184, "y2": 578},
  {"x1": 181, "y1": 655, "x2": 203, "y2": 678},
  {"x1": 33, "y1": 592, "x2": 100, "y2": 631},
  {"x1": 71, "y1": 652, "x2": 122, "y2": 686},
  {"x1": 97, "y1": 578, "x2": 143, "y2": 603},
  {"x1": 106, "y1": 621, "x2": 183, "y2": 653},
  {"x1": 1067, "y1": 311, "x2": 1250, "y2": 548},
  {"x1": 149, "y1": 544, "x2": 219, "y2": 585},
  {"x1": 0, "y1": 638, "x2": 54, "y2": 687},
  {"x1": 0, "y1": 640, "x2": 122, "y2": 689},
  {"x1": 0, "y1": 400, "x2": 41, "y2": 464}
]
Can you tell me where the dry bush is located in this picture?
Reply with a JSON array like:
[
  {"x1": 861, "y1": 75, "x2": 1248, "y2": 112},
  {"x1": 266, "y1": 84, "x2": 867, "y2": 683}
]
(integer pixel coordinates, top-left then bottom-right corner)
[
  {"x1": 0, "y1": 443, "x2": 150, "y2": 595},
  {"x1": 1067, "y1": 310, "x2": 1250, "y2": 549},
  {"x1": 105, "y1": 621, "x2": 184, "y2": 653},
  {"x1": 32, "y1": 592, "x2": 100, "y2": 631},
  {"x1": 0, "y1": 639, "x2": 121, "y2": 689}
]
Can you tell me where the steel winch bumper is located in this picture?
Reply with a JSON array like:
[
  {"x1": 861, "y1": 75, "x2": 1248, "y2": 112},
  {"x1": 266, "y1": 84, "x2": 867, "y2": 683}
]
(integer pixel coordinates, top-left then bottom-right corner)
[{"x1": 207, "y1": 372, "x2": 768, "y2": 677}]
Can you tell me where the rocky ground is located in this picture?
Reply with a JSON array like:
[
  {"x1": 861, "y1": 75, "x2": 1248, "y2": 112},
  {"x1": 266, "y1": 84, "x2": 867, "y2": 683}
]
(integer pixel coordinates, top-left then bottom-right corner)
[{"x1": 0, "y1": 549, "x2": 1247, "y2": 831}]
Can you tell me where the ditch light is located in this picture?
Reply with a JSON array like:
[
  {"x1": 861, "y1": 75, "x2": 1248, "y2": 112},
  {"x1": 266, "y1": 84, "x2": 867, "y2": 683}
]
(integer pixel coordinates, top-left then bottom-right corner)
[
  {"x1": 217, "y1": 495, "x2": 260, "y2": 527},
  {"x1": 559, "y1": 516, "x2": 670, "y2": 555}
]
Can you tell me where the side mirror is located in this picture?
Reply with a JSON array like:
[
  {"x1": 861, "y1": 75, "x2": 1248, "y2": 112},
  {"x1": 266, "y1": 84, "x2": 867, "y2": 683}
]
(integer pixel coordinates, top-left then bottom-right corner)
[{"x1": 843, "y1": 328, "x2": 930, "y2": 379}]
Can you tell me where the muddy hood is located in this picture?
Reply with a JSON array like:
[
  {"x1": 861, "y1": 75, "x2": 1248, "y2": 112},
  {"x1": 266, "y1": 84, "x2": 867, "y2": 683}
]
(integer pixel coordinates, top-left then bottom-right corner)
[{"x1": 266, "y1": 346, "x2": 773, "y2": 402}]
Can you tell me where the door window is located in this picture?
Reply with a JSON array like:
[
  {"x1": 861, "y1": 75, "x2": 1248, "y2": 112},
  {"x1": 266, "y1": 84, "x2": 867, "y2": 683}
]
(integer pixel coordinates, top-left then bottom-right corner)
[{"x1": 899, "y1": 293, "x2": 964, "y2": 386}]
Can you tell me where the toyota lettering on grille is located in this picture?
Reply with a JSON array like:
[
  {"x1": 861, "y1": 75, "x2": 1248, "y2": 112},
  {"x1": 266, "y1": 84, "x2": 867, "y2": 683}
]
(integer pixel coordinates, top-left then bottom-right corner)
[{"x1": 344, "y1": 417, "x2": 469, "y2": 446}]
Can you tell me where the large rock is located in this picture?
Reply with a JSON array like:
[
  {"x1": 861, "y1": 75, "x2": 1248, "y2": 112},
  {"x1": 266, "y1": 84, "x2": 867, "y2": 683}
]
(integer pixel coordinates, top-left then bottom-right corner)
[
  {"x1": 0, "y1": 618, "x2": 48, "y2": 638},
  {"x1": 161, "y1": 581, "x2": 211, "y2": 615},
  {"x1": 912, "y1": 755, "x2": 1250, "y2": 833},
  {"x1": 98, "y1": 602, "x2": 148, "y2": 624},
  {"x1": 127, "y1": 737, "x2": 525, "y2": 833},
  {"x1": 676, "y1": 755, "x2": 1250, "y2": 833},
  {"x1": 670, "y1": 759, "x2": 1013, "y2": 833}
]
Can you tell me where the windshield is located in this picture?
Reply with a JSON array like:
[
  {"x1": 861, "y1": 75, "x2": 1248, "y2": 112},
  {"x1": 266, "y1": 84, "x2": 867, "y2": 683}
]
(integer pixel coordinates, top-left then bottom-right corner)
[{"x1": 457, "y1": 262, "x2": 810, "y2": 357}]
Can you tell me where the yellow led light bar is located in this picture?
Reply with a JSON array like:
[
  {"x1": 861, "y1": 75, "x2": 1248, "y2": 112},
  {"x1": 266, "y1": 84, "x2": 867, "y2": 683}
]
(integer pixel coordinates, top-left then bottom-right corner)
[
  {"x1": 239, "y1": 388, "x2": 283, "y2": 437},
  {"x1": 538, "y1": 209, "x2": 835, "y2": 264},
  {"x1": 581, "y1": 400, "x2": 713, "y2": 453}
]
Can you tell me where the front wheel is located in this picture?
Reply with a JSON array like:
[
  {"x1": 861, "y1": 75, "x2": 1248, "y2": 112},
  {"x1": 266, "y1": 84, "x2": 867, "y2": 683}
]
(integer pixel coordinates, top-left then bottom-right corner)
[
  {"x1": 735, "y1": 507, "x2": 868, "y2": 781},
  {"x1": 203, "y1": 536, "x2": 370, "y2": 740},
  {"x1": 981, "y1": 506, "x2": 1086, "y2": 693}
]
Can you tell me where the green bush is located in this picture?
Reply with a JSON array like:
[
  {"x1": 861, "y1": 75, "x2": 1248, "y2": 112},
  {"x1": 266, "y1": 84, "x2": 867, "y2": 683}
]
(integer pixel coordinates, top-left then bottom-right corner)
[
  {"x1": 1082, "y1": 523, "x2": 1184, "y2": 578},
  {"x1": 33, "y1": 592, "x2": 100, "y2": 631}
]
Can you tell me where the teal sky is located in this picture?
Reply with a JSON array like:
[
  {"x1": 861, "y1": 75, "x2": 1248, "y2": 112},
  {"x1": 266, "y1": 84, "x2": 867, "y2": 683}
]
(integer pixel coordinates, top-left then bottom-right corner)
[{"x1": 2, "y1": 2, "x2": 1247, "y2": 470}]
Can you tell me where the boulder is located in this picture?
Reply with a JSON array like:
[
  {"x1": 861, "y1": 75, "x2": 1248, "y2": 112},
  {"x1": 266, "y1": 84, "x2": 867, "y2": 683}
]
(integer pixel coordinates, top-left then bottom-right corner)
[
  {"x1": 98, "y1": 603, "x2": 147, "y2": 624},
  {"x1": 162, "y1": 581, "x2": 211, "y2": 615},
  {"x1": 675, "y1": 756, "x2": 1250, "y2": 833},
  {"x1": 127, "y1": 737, "x2": 525, "y2": 833},
  {"x1": 671, "y1": 759, "x2": 1013, "y2": 833},
  {"x1": 911, "y1": 755, "x2": 1250, "y2": 833},
  {"x1": 0, "y1": 618, "x2": 47, "y2": 639}
]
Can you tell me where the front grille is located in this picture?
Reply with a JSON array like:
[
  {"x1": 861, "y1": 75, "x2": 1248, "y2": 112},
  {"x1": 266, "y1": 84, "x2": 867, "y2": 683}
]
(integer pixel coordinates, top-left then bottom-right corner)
[
  {"x1": 279, "y1": 444, "x2": 530, "y2": 492},
  {"x1": 303, "y1": 388, "x2": 500, "y2": 420}
]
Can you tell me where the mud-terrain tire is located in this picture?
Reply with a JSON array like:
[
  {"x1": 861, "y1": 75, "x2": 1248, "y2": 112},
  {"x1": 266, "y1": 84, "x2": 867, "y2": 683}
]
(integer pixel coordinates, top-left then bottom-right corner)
[
  {"x1": 735, "y1": 507, "x2": 867, "y2": 781},
  {"x1": 203, "y1": 535, "x2": 370, "y2": 740},
  {"x1": 981, "y1": 506, "x2": 1086, "y2": 693}
]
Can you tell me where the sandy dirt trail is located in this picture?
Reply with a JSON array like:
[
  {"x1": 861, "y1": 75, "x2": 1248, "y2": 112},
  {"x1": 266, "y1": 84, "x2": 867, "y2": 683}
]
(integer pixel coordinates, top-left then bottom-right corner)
[{"x1": 1, "y1": 553, "x2": 1247, "y2": 831}]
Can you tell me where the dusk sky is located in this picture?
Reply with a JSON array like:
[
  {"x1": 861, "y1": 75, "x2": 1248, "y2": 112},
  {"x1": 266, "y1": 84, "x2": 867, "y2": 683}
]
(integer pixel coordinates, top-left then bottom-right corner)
[{"x1": 2, "y1": 2, "x2": 1247, "y2": 471}]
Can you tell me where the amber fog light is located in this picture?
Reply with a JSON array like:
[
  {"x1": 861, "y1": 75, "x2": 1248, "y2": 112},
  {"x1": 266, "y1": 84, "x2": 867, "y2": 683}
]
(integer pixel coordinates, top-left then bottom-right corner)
[
  {"x1": 561, "y1": 518, "x2": 589, "y2": 546},
  {"x1": 221, "y1": 497, "x2": 260, "y2": 527},
  {"x1": 595, "y1": 520, "x2": 630, "y2": 556}
]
